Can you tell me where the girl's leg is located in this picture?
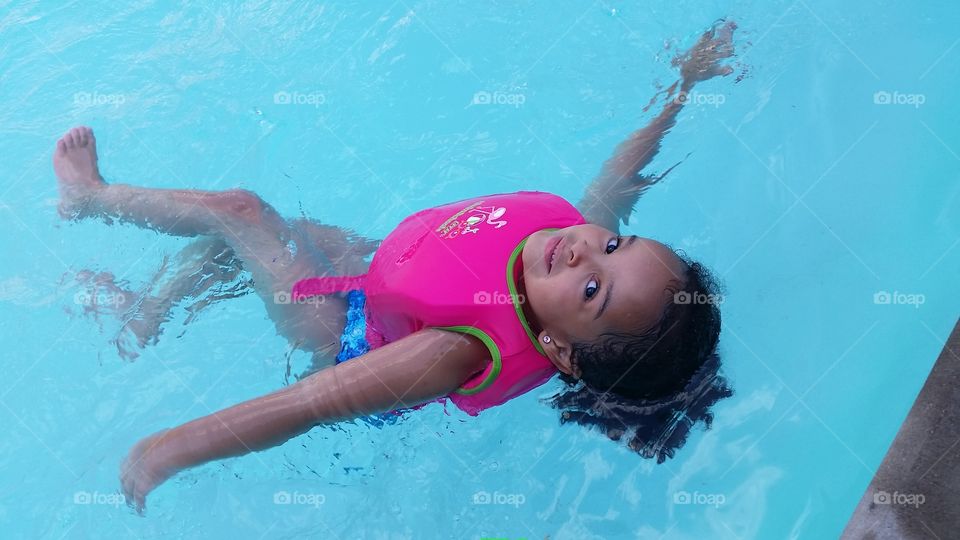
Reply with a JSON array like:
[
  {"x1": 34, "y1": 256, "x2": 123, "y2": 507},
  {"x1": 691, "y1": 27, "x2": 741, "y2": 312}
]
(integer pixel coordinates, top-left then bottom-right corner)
[
  {"x1": 53, "y1": 126, "x2": 346, "y2": 360},
  {"x1": 289, "y1": 218, "x2": 380, "y2": 277},
  {"x1": 107, "y1": 222, "x2": 379, "y2": 359},
  {"x1": 72, "y1": 238, "x2": 246, "y2": 360},
  {"x1": 107, "y1": 237, "x2": 247, "y2": 359}
]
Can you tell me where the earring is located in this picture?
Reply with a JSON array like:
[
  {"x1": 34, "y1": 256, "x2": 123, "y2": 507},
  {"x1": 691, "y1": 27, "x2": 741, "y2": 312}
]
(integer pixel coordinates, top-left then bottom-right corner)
[{"x1": 542, "y1": 336, "x2": 551, "y2": 344}]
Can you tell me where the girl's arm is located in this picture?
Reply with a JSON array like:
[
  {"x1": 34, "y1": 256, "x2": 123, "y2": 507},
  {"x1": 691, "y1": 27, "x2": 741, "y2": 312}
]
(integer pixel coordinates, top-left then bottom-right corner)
[
  {"x1": 120, "y1": 328, "x2": 489, "y2": 511},
  {"x1": 576, "y1": 20, "x2": 737, "y2": 233}
]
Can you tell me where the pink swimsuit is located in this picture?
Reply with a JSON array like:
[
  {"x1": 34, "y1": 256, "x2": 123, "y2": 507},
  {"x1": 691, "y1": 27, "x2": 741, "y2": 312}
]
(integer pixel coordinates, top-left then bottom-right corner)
[{"x1": 291, "y1": 190, "x2": 587, "y2": 415}]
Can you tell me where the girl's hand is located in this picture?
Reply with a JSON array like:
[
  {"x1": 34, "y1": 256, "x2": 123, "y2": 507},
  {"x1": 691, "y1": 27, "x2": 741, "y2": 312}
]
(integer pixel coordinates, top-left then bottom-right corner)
[
  {"x1": 675, "y1": 19, "x2": 737, "y2": 85},
  {"x1": 120, "y1": 429, "x2": 177, "y2": 513}
]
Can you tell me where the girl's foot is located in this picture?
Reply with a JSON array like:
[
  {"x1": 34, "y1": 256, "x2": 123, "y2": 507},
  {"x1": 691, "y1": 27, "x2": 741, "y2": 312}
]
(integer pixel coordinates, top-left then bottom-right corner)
[{"x1": 52, "y1": 126, "x2": 106, "y2": 219}]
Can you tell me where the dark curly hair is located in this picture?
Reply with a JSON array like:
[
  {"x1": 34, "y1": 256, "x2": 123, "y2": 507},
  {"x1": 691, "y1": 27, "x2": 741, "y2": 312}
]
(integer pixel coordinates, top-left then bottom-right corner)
[{"x1": 540, "y1": 249, "x2": 734, "y2": 463}]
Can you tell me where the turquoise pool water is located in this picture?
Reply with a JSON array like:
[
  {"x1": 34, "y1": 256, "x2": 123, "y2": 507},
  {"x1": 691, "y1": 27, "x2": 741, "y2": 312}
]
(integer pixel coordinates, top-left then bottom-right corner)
[{"x1": 1, "y1": 1, "x2": 958, "y2": 538}]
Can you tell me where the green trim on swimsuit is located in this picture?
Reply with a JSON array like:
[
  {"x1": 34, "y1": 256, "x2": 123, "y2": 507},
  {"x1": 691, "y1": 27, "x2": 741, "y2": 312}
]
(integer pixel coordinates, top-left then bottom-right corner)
[
  {"x1": 506, "y1": 228, "x2": 561, "y2": 357},
  {"x1": 438, "y1": 227, "x2": 560, "y2": 396},
  {"x1": 433, "y1": 326, "x2": 502, "y2": 395}
]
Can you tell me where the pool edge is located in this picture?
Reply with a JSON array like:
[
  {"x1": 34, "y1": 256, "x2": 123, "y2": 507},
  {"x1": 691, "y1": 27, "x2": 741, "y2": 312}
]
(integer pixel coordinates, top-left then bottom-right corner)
[{"x1": 841, "y1": 317, "x2": 960, "y2": 539}]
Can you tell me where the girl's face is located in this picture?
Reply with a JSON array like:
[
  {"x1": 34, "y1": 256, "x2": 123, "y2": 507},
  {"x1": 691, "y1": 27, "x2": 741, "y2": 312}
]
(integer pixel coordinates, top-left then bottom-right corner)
[{"x1": 519, "y1": 224, "x2": 687, "y2": 377}]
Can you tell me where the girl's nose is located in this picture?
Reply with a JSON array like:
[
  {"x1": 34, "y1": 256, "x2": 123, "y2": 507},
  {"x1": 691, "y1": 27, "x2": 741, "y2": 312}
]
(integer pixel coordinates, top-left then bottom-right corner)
[{"x1": 566, "y1": 238, "x2": 583, "y2": 267}]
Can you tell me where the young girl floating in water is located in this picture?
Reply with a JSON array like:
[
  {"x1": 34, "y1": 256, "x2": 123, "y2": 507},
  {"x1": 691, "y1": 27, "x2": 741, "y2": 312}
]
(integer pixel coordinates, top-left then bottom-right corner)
[{"x1": 53, "y1": 21, "x2": 737, "y2": 511}]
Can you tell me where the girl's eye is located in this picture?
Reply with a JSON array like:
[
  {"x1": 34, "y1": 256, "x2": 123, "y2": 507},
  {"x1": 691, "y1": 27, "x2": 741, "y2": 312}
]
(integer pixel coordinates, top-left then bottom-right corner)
[
  {"x1": 584, "y1": 237, "x2": 620, "y2": 300},
  {"x1": 585, "y1": 277, "x2": 599, "y2": 299},
  {"x1": 605, "y1": 236, "x2": 622, "y2": 254}
]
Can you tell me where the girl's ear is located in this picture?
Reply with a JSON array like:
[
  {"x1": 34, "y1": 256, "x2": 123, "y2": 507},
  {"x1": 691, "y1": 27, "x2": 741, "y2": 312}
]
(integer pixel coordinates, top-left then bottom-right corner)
[{"x1": 537, "y1": 331, "x2": 581, "y2": 379}]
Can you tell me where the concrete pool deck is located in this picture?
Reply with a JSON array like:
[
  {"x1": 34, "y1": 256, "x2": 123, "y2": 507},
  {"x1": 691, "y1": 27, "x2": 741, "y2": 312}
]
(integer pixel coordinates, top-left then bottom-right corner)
[{"x1": 842, "y1": 317, "x2": 960, "y2": 539}]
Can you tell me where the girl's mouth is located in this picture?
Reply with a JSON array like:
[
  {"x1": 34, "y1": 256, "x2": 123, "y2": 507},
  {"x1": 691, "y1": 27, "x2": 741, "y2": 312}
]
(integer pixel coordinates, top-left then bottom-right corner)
[{"x1": 544, "y1": 235, "x2": 563, "y2": 274}]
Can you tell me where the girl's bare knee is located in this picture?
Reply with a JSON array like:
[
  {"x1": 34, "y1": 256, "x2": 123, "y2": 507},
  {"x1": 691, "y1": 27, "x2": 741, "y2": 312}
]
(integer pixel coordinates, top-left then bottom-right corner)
[{"x1": 214, "y1": 189, "x2": 267, "y2": 223}]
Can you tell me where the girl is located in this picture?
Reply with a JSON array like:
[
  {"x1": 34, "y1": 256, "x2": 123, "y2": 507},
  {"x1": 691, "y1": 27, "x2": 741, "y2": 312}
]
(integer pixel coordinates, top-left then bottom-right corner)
[{"x1": 53, "y1": 21, "x2": 737, "y2": 512}]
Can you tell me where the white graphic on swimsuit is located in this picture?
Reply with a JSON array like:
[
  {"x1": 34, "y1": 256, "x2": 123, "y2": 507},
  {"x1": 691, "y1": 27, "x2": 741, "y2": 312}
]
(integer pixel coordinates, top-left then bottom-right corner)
[
  {"x1": 467, "y1": 206, "x2": 507, "y2": 228},
  {"x1": 442, "y1": 205, "x2": 508, "y2": 239}
]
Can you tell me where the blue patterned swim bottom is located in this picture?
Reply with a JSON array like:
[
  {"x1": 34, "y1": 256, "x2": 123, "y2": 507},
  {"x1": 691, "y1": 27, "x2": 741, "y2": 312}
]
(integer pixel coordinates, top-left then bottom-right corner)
[
  {"x1": 335, "y1": 289, "x2": 372, "y2": 364},
  {"x1": 332, "y1": 289, "x2": 416, "y2": 425}
]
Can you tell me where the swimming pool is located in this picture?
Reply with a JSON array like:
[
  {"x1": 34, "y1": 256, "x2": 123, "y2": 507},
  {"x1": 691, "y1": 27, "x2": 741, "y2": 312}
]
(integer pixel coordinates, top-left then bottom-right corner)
[{"x1": 1, "y1": 1, "x2": 958, "y2": 538}]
